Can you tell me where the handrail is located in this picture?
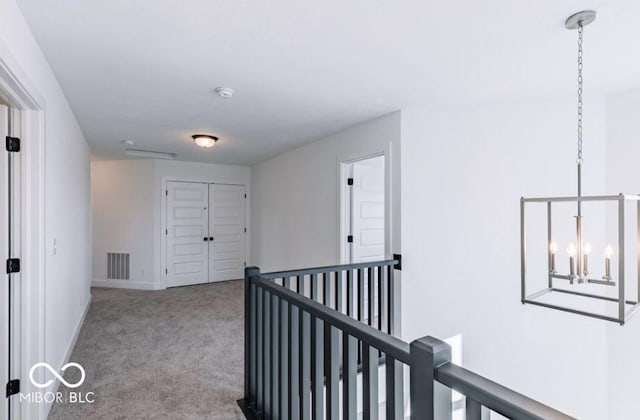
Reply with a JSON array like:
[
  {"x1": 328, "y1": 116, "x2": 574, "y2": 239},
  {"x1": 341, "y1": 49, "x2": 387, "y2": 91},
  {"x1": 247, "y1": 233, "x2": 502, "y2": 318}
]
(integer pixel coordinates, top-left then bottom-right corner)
[
  {"x1": 242, "y1": 261, "x2": 576, "y2": 420},
  {"x1": 436, "y1": 363, "x2": 576, "y2": 420},
  {"x1": 254, "y1": 275, "x2": 411, "y2": 364},
  {"x1": 261, "y1": 258, "x2": 398, "y2": 279}
]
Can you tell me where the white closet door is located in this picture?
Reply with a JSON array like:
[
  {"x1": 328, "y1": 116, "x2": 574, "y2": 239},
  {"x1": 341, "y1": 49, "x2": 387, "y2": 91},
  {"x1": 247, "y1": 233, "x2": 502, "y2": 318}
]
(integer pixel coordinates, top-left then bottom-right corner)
[
  {"x1": 166, "y1": 182, "x2": 209, "y2": 287},
  {"x1": 209, "y1": 184, "x2": 246, "y2": 282},
  {"x1": 351, "y1": 157, "x2": 385, "y2": 263},
  {"x1": 0, "y1": 105, "x2": 9, "y2": 418}
]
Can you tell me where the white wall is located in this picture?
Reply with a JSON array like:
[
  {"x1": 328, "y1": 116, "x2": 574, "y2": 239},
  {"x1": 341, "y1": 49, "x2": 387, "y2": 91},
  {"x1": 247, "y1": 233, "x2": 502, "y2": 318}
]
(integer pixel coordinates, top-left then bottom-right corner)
[
  {"x1": 0, "y1": 0, "x2": 91, "y2": 416},
  {"x1": 92, "y1": 160, "x2": 155, "y2": 288},
  {"x1": 400, "y1": 99, "x2": 609, "y2": 419},
  {"x1": 605, "y1": 88, "x2": 640, "y2": 420},
  {"x1": 92, "y1": 158, "x2": 250, "y2": 289},
  {"x1": 250, "y1": 112, "x2": 401, "y2": 272}
]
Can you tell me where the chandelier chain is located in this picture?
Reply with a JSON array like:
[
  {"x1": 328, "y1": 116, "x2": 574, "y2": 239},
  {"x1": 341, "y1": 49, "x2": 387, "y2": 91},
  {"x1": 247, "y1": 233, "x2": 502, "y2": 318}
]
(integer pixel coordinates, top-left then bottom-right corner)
[{"x1": 577, "y1": 23, "x2": 584, "y2": 164}]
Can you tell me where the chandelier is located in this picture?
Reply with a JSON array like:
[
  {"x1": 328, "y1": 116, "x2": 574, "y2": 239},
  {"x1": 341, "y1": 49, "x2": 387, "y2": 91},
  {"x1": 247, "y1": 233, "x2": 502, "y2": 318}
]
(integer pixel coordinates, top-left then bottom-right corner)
[{"x1": 520, "y1": 10, "x2": 640, "y2": 325}]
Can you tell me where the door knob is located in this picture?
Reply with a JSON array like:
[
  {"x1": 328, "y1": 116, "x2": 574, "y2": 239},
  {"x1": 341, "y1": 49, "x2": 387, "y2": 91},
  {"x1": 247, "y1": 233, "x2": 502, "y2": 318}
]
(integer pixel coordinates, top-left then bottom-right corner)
[
  {"x1": 203, "y1": 237, "x2": 208, "y2": 241},
  {"x1": 209, "y1": 237, "x2": 214, "y2": 241}
]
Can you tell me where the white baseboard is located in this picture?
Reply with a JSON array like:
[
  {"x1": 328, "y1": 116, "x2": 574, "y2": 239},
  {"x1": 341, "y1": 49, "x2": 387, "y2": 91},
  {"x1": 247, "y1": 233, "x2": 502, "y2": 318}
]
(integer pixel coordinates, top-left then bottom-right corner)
[
  {"x1": 61, "y1": 294, "x2": 91, "y2": 367},
  {"x1": 43, "y1": 293, "x2": 92, "y2": 416},
  {"x1": 92, "y1": 279, "x2": 158, "y2": 290}
]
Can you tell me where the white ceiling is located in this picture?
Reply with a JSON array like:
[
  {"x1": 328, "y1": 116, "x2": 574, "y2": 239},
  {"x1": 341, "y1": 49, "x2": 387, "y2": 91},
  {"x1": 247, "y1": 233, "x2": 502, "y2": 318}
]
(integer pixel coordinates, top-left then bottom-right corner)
[{"x1": 16, "y1": 0, "x2": 640, "y2": 165}]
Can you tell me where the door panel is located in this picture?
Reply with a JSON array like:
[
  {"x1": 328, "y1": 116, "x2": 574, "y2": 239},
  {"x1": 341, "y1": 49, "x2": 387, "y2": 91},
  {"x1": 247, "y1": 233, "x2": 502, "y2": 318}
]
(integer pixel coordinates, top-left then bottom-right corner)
[
  {"x1": 351, "y1": 157, "x2": 385, "y2": 263},
  {"x1": 166, "y1": 182, "x2": 209, "y2": 287},
  {"x1": 209, "y1": 184, "x2": 245, "y2": 282}
]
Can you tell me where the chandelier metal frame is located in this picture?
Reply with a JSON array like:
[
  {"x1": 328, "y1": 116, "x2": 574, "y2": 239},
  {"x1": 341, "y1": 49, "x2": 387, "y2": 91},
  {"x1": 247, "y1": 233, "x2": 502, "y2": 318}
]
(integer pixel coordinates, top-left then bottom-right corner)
[{"x1": 519, "y1": 10, "x2": 640, "y2": 325}]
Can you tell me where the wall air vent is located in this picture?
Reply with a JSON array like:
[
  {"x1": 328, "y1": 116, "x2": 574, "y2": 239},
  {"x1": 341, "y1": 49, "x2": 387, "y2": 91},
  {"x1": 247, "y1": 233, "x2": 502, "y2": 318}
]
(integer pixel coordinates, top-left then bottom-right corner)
[{"x1": 107, "y1": 252, "x2": 130, "y2": 280}]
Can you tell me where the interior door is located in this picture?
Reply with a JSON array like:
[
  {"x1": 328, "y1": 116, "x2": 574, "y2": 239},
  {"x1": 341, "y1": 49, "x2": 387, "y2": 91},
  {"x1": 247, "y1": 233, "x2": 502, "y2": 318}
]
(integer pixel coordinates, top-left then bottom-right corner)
[
  {"x1": 209, "y1": 184, "x2": 246, "y2": 282},
  {"x1": 166, "y1": 182, "x2": 209, "y2": 287},
  {"x1": 350, "y1": 156, "x2": 385, "y2": 263},
  {"x1": 0, "y1": 104, "x2": 9, "y2": 419}
]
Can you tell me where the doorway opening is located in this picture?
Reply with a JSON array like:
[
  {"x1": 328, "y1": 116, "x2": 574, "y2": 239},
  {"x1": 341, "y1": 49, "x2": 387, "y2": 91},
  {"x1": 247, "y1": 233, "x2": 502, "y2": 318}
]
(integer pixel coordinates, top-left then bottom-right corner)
[{"x1": 341, "y1": 154, "x2": 386, "y2": 264}]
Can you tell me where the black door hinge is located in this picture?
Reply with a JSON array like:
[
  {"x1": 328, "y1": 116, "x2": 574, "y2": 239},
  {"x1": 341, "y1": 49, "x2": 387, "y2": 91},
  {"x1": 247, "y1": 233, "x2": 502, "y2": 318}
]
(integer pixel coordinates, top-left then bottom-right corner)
[
  {"x1": 165, "y1": 190, "x2": 168, "y2": 196},
  {"x1": 244, "y1": 193, "x2": 247, "y2": 199},
  {"x1": 6, "y1": 258, "x2": 20, "y2": 274},
  {"x1": 347, "y1": 178, "x2": 354, "y2": 186},
  {"x1": 5, "y1": 136, "x2": 20, "y2": 152},
  {"x1": 244, "y1": 227, "x2": 247, "y2": 233},
  {"x1": 6, "y1": 379, "x2": 20, "y2": 397},
  {"x1": 347, "y1": 235, "x2": 353, "y2": 243}
]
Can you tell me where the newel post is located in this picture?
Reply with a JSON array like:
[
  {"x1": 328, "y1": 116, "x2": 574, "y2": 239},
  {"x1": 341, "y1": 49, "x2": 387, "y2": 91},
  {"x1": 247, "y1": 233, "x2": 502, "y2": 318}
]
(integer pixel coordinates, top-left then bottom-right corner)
[
  {"x1": 244, "y1": 266, "x2": 260, "y2": 403},
  {"x1": 410, "y1": 336, "x2": 452, "y2": 420}
]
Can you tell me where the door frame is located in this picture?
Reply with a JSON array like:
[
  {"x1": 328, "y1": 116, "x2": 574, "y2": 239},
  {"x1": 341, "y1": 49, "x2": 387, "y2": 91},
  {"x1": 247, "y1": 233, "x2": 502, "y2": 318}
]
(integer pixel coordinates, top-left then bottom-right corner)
[
  {"x1": 338, "y1": 147, "x2": 391, "y2": 264},
  {"x1": 0, "y1": 44, "x2": 47, "y2": 420},
  {"x1": 160, "y1": 177, "x2": 249, "y2": 289}
]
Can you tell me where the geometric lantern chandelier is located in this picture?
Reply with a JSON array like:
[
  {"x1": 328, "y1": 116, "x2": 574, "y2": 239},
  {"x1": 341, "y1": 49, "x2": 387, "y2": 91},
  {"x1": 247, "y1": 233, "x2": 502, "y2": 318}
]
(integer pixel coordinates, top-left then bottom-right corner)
[{"x1": 520, "y1": 10, "x2": 640, "y2": 325}]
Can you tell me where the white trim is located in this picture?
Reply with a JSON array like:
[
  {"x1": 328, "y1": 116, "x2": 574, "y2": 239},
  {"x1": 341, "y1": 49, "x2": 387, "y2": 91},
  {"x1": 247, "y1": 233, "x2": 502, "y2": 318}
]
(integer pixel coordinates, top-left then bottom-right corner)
[
  {"x1": 92, "y1": 279, "x2": 160, "y2": 290},
  {"x1": 0, "y1": 38, "x2": 47, "y2": 420},
  {"x1": 160, "y1": 176, "x2": 250, "y2": 290},
  {"x1": 58, "y1": 295, "x2": 91, "y2": 375},
  {"x1": 338, "y1": 146, "x2": 392, "y2": 264},
  {"x1": 42, "y1": 295, "x2": 91, "y2": 414}
]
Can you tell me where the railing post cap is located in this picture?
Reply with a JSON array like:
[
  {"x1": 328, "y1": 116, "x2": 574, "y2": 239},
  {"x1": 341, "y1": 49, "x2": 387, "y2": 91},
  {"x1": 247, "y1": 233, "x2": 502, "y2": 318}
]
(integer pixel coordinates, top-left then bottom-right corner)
[
  {"x1": 410, "y1": 336, "x2": 451, "y2": 356},
  {"x1": 244, "y1": 266, "x2": 260, "y2": 281}
]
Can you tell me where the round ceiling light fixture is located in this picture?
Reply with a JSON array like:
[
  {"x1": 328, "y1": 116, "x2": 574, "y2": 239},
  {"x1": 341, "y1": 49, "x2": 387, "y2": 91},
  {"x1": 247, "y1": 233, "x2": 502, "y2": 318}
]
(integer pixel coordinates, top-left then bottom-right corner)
[
  {"x1": 215, "y1": 87, "x2": 234, "y2": 98},
  {"x1": 192, "y1": 134, "x2": 219, "y2": 148}
]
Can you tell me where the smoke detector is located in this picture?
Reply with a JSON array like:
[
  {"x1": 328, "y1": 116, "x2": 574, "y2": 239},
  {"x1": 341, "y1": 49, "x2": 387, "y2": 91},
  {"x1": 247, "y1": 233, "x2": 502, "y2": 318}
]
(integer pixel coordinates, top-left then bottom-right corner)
[{"x1": 215, "y1": 87, "x2": 234, "y2": 98}]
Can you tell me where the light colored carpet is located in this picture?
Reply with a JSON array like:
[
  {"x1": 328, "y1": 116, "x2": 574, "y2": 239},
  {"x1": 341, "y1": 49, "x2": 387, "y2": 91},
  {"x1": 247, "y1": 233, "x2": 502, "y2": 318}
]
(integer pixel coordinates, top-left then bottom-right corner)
[{"x1": 48, "y1": 281, "x2": 245, "y2": 420}]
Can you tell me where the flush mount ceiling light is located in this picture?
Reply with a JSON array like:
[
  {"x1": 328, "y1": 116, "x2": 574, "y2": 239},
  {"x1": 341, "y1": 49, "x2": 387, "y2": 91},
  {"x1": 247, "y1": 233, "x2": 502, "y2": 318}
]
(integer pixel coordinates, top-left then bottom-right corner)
[
  {"x1": 520, "y1": 10, "x2": 640, "y2": 325},
  {"x1": 192, "y1": 134, "x2": 219, "y2": 148},
  {"x1": 125, "y1": 149, "x2": 176, "y2": 160},
  {"x1": 215, "y1": 87, "x2": 234, "y2": 98}
]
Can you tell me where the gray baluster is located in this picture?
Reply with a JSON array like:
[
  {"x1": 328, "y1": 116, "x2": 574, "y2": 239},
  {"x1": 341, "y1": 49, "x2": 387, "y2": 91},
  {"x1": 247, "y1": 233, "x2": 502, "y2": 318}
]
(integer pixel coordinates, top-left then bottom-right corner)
[
  {"x1": 264, "y1": 290, "x2": 271, "y2": 416},
  {"x1": 363, "y1": 343, "x2": 379, "y2": 419},
  {"x1": 342, "y1": 332, "x2": 358, "y2": 419},
  {"x1": 324, "y1": 323, "x2": 339, "y2": 419},
  {"x1": 385, "y1": 355, "x2": 404, "y2": 420},
  {"x1": 257, "y1": 287, "x2": 263, "y2": 411},
  {"x1": 289, "y1": 303, "x2": 300, "y2": 419},
  {"x1": 299, "y1": 309, "x2": 311, "y2": 419},
  {"x1": 272, "y1": 294, "x2": 279, "y2": 419},
  {"x1": 280, "y1": 299, "x2": 289, "y2": 418},
  {"x1": 310, "y1": 314, "x2": 323, "y2": 420},
  {"x1": 388, "y1": 265, "x2": 394, "y2": 335}
]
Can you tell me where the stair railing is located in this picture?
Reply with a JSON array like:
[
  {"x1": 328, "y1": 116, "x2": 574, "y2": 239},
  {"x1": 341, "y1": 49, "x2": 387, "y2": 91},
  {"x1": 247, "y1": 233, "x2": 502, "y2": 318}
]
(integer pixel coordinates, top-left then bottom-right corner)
[{"x1": 240, "y1": 260, "x2": 575, "y2": 420}]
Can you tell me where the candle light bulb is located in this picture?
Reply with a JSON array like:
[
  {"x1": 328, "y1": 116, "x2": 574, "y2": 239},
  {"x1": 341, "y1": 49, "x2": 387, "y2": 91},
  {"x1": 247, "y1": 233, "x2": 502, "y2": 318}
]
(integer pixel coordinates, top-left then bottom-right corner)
[
  {"x1": 567, "y1": 243, "x2": 577, "y2": 258},
  {"x1": 549, "y1": 241, "x2": 558, "y2": 254},
  {"x1": 582, "y1": 242, "x2": 591, "y2": 277},
  {"x1": 605, "y1": 245, "x2": 614, "y2": 259}
]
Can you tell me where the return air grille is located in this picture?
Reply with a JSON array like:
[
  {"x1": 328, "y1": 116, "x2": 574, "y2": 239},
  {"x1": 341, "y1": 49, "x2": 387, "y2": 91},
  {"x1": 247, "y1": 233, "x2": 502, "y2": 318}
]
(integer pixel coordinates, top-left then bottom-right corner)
[{"x1": 107, "y1": 252, "x2": 130, "y2": 280}]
